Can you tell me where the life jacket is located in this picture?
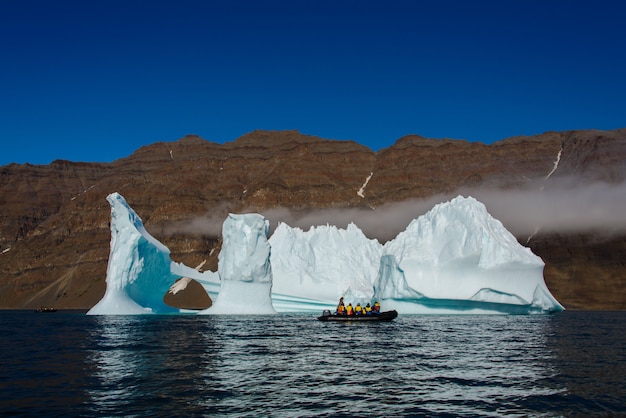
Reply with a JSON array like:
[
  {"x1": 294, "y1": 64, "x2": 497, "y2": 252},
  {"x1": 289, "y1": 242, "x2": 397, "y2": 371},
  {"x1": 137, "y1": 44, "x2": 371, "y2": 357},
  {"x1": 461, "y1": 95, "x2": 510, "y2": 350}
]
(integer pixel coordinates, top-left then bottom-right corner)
[
  {"x1": 337, "y1": 304, "x2": 344, "y2": 314},
  {"x1": 346, "y1": 304, "x2": 353, "y2": 315},
  {"x1": 355, "y1": 304, "x2": 362, "y2": 314}
]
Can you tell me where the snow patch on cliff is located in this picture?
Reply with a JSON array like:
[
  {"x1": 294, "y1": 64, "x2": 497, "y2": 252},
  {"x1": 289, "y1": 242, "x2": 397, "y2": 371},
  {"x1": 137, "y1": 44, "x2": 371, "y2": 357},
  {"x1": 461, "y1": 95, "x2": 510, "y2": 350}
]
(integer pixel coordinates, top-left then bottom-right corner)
[{"x1": 357, "y1": 172, "x2": 374, "y2": 198}]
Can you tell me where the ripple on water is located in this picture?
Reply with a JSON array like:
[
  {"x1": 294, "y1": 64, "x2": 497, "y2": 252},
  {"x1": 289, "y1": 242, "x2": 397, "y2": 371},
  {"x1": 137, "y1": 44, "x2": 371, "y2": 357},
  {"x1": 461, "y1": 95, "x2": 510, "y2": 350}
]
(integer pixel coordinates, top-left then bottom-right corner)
[{"x1": 1, "y1": 311, "x2": 625, "y2": 416}]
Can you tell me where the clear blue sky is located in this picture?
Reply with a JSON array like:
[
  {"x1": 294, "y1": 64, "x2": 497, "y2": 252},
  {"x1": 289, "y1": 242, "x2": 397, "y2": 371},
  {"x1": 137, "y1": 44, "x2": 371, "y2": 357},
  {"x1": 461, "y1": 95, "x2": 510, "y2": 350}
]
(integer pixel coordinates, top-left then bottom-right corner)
[{"x1": 1, "y1": 0, "x2": 624, "y2": 165}]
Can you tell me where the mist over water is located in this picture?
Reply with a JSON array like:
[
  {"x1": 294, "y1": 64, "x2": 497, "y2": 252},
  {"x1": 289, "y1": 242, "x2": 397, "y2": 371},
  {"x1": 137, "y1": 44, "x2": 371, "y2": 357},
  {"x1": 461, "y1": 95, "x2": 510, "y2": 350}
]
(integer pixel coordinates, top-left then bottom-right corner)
[{"x1": 1, "y1": 311, "x2": 624, "y2": 417}]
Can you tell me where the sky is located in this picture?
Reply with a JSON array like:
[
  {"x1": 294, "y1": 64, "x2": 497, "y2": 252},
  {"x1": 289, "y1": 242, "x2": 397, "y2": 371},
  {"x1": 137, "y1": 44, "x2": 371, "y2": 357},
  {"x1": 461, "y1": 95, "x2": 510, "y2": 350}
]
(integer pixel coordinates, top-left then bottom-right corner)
[{"x1": 1, "y1": 0, "x2": 625, "y2": 166}]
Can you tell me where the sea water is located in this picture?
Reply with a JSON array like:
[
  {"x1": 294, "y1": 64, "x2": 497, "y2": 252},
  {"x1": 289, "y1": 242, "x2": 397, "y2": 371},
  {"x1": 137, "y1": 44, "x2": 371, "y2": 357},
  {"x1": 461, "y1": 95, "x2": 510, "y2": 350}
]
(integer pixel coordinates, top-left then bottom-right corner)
[{"x1": 1, "y1": 310, "x2": 624, "y2": 417}]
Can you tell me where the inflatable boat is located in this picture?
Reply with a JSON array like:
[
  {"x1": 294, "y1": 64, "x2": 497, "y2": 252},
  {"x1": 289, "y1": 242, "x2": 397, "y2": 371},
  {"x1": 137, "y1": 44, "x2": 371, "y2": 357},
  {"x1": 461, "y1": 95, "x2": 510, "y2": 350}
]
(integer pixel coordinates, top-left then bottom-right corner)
[{"x1": 317, "y1": 309, "x2": 398, "y2": 322}]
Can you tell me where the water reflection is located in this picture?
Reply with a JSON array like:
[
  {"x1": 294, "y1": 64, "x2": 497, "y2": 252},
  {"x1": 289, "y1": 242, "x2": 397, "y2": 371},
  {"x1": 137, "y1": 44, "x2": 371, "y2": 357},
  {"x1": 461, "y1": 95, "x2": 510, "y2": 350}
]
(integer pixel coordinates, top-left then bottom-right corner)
[
  {"x1": 0, "y1": 312, "x2": 94, "y2": 416},
  {"x1": 86, "y1": 315, "x2": 220, "y2": 416},
  {"x1": 5, "y1": 310, "x2": 623, "y2": 416},
  {"x1": 546, "y1": 312, "x2": 626, "y2": 414},
  {"x1": 398, "y1": 315, "x2": 564, "y2": 416},
  {"x1": 194, "y1": 315, "x2": 566, "y2": 416},
  {"x1": 80, "y1": 313, "x2": 624, "y2": 416}
]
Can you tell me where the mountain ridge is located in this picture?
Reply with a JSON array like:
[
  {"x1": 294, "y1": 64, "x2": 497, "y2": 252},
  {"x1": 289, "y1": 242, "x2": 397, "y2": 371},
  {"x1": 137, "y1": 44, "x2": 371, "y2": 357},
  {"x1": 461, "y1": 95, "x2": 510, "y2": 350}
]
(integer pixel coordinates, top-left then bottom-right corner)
[{"x1": 1, "y1": 128, "x2": 625, "y2": 310}]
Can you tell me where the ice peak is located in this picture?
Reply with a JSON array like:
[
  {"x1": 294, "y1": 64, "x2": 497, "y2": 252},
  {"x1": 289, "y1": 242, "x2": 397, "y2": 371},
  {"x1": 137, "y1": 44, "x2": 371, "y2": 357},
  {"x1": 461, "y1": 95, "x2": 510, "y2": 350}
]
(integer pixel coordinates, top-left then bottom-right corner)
[
  {"x1": 88, "y1": 193, "x2": 180, "y2": 314},
  {"x1": 201, "y1": 212, "x2": 276, "y2": 314},
  {"x1": 386, "y1": 195, "x2": 542, "y2": 268},
  {"x1": 107, "y1": 192, "x2": 169, "y2": 253}
]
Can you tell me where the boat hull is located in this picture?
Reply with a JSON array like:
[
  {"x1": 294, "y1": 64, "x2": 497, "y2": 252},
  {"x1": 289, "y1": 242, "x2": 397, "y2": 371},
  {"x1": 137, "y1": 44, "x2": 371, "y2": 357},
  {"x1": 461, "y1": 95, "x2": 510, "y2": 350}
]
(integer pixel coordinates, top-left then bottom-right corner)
[{"x1": 317, "y1": 310, "x2": 398, "y2": 322}]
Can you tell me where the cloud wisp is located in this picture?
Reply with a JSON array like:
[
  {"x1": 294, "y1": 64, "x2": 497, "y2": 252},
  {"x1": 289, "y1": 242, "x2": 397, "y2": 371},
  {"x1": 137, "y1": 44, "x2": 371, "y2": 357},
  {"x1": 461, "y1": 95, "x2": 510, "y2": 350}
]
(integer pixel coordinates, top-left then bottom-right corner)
[
  {"x1": 261, "y1": 178, "x2": 626, "y2": 241},
  {"x1": 466, "y1": 178, "x2": 626, "y2": 238},
  {"x1": 154, "y1": 177, "x2": 626, "y2": 243}
]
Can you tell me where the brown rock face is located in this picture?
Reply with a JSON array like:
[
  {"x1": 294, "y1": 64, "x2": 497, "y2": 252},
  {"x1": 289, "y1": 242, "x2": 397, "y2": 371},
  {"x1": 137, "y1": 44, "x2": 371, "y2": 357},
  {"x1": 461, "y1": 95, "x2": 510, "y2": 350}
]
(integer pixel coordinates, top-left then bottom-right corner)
[{"x1": 1, "y1": 128, "x2": 625, "y2": 310}]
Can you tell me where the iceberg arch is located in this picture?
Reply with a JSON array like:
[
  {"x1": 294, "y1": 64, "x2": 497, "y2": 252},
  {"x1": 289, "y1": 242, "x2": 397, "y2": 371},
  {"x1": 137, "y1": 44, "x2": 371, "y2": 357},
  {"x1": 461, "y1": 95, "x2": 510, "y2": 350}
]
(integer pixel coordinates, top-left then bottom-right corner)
[{"x1": 87, "y1": 193, "x2": 218, "y2": 315}]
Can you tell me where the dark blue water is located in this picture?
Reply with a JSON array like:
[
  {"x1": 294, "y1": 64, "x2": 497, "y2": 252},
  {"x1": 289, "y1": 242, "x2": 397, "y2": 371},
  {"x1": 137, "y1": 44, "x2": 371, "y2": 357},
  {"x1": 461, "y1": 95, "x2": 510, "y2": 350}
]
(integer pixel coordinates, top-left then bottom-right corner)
[{"x1": 1, "y1": 311, "x2": 624, "y2": 417}]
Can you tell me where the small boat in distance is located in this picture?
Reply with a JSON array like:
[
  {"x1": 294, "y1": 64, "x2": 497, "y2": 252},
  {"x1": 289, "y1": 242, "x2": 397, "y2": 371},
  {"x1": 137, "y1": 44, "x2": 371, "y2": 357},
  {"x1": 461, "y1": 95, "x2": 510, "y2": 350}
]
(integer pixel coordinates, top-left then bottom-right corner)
[
  {"x1": 35, "y1": 306, "x2": 57, "y2": 313},
  {"x1": 317, "y1": 310, "x2": 398, "y2": 322}
]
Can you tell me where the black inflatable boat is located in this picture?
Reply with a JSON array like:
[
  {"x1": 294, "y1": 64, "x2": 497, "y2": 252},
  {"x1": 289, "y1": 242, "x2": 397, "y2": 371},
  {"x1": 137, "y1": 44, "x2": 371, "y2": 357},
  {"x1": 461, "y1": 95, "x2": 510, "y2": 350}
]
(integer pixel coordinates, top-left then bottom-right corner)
[{"x1": 317, "y1": 309, "x2": 398, "y2": 322}]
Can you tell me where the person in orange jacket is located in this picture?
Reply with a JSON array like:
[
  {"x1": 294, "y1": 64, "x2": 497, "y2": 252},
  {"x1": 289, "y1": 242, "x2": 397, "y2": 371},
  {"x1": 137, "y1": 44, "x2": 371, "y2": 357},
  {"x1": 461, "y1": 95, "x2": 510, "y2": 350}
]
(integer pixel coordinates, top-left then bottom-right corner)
[{"x1": 336, "y1": 297, "x2": 345, "y2": 315}]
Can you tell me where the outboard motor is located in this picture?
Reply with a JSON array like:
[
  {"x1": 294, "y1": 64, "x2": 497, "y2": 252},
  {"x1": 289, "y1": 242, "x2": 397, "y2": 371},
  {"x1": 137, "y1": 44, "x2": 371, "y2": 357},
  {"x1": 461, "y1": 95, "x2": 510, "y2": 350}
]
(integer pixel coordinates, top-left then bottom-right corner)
[{"x1": 322, "y1": 310, "x2": 332, "y2": 317}]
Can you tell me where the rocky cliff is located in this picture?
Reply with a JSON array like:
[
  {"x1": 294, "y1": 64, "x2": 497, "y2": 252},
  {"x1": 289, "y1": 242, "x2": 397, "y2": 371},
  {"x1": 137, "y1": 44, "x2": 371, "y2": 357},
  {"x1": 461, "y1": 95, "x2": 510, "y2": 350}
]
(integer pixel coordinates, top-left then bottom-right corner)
[{"x1": 1, "y1": 129, "x2": 625, "y2": 310}]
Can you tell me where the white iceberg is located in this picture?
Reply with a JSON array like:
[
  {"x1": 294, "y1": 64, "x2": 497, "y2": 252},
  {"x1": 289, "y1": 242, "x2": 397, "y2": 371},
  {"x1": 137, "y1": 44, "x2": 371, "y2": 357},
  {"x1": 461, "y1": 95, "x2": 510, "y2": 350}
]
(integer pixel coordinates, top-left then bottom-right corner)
[
  {"x1": 375, "y1": 196, "x2": 563, "y2": 314},
  {"x1": 199, "y1": 213, "x2": 276, "y2": 315},
  {"x1": 269, "y1": 222, "x2": 382, "y2": 312},
  {"x1": 269, "y1": 196, "x2": 563, "y2": 314},
  {"x1": 88, "y1": 193, "x2": 563, "y2": 315},
  {"x1": 87, "y1": 193, "x2": 218, "y2": 315}
]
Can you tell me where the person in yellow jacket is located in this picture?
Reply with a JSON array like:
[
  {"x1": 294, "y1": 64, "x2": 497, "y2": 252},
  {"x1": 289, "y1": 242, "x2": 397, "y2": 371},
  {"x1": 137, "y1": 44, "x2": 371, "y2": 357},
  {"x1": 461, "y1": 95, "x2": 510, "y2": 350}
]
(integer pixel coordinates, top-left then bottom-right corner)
[
  {"x1": 346, "y1": 303, "x2": 353, "y2": 316},
  {"x1": 354, "y1": 303, "x2": 363, "y2": 315},
  {"x1": 365, "y1": 303, "x2": 372, "y2": 315}
]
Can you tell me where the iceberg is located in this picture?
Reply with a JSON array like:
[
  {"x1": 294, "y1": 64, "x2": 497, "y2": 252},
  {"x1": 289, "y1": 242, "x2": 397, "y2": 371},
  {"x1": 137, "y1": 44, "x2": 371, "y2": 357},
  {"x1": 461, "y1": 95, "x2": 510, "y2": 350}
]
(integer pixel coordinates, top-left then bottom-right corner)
[
  {"x1": 199, "y1": 213, "x2": 276, "y2": 315},
  {"x1": 269, "y1": 222, "x2": 382, "y2": 312},
  {"x1": 89, "y1": 193, "x2": 563, "y2": 315},
  {"x1": 87, "y1": 193, "x2": 218, "y2": 315},
  {"x1": 375, "y1": 196, "x2": 563, "y2": 314},
  {"x1": 269, "y1": 196, "x2": 563, "y2": 314}
]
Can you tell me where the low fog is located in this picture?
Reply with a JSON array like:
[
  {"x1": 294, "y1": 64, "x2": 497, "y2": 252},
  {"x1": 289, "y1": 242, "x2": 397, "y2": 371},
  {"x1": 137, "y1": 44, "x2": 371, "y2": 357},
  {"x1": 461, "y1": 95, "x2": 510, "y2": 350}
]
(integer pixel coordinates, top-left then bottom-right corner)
[{"x1": 156, "y1": 177, "x2": 626, "y2": 242}]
